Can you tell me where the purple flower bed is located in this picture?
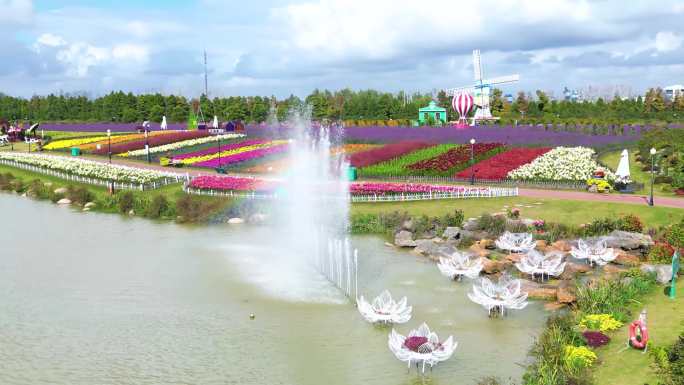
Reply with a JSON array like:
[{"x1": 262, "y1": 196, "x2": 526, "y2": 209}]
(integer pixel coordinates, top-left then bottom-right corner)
[
  {"x1": 41, "y1": 122, "x2": 187, "y2": 132},
  {"x1": 193, "y1": 143, "x2": 289, "y2": 168},
  {"x1": 171, "y1": 139, "x2": 267, "y2": 160},
  {"x1": 582, "y1": 331, "x2": 610, "y2": 348},
  {"x1": 92, "y1": 131, "x2": 209, "y2": 155}
]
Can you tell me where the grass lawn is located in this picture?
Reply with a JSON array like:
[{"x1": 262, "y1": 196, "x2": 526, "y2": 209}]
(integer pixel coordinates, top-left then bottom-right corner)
[
  {"x1": 351, "y1": 196, "x2": 683, "y2": 228},
  {"x1": 593, "y1": 278, "x2": 684, "y2": 385},
  {"x1": 599, "y1": 148, "x2": 675, "y2": 197}
]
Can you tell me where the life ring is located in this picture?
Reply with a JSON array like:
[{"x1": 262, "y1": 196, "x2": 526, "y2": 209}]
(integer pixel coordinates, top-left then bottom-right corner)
[{"x1": 629, "y1": 320, "x2": 649, "y2": 349}]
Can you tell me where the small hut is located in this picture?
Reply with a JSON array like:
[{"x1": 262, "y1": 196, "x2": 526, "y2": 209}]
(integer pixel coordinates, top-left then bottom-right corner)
[{"x1": 418, "y1": 101, "x2": 447, "y2": 125}]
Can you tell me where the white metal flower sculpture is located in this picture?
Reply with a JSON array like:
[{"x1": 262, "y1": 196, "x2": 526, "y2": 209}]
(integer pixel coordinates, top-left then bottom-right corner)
[
  {"x1": 388, "y1": 322, "x2": 457, "y2": 373},
  {"x1": 467, "y1": 273, "x2": 529, "y2": 317},
  {"x1": 437, "y1": 251, "x2": 483, "y2": 280},
  {"x1": 495, "y1": 231, "x2": 536, "y2": 253},
  {"x1": 515, "y1": 249, "x2": 566, "y2": 280},
  {"x1": 570, "y1": 238, "x2": 616, "y2": 266},
  {"x1": 357, "y1": 290, "x2": 412, "y2": 324}
]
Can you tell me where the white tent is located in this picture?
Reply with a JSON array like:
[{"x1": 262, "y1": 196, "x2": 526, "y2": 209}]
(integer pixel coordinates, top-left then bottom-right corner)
[
  {"x1": 212, "y1": 115, "x2": 219, "y2": 129},
  {"x1": 160, "y1": 116, "x2": 168, "y2": 130},
  {"x1": 615, "y1": 149, "x2": 630, "y2": 182}
]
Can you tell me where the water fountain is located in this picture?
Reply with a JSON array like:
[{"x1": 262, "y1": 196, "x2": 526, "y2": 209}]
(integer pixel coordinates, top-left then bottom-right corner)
[
  {"x1": 515, "y1": 249, "x2": 566, "y2": 281},
  {"x1": 357, "y1": 290, "x2": 412, "y2": 324},
  {"x1": 495, "y1": 232, "x2": 536, "y2": 253},
  {"x1": 570, "y1": 238, "x2": 616, "y2": 266},
  {"x1": 468, "y1": 273, "x2": 529, "y2": 317}
]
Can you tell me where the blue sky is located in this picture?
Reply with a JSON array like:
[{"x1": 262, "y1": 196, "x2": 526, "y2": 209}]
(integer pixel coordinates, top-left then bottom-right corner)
[{"x1": 1, "y1": 0, "x2": 683, "y2": 99}]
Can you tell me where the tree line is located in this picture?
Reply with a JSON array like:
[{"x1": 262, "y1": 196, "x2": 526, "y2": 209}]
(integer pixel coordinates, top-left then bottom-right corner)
[{"x1": 1, "y1": 87, "x2": 683, "y2": 125}]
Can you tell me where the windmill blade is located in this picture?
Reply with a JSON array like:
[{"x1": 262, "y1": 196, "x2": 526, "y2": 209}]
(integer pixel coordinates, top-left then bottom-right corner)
[
  {"x1": 473, "y1": 49, "x2": 483, "y2": 82},
  {"x1": 445, "y1": 86, "x2": 475, "y2": 96},
  {"x1": 482, "y1": 74, "x2": 519, "y2": 86}
]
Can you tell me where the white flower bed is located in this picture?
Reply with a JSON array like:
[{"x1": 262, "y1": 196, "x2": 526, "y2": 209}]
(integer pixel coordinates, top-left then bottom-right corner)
[
  {"x1": 0, "y1": 152, "x2": 176, "y2": 184},
  {"x1": 507, "y1": 147, "x2": 615, "y2": 181},
  {"x1": 123, "y1": 133, "x2": 245, "y2": 157}
]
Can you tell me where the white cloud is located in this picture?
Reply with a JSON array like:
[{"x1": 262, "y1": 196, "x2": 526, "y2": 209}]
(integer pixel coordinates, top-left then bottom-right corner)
[
  {"x1": 55, "y1": 42, "x2": 109, "y2": 77},
  {"x1": 0, "y1": 0, "x2": 33, "y2": 24},
  {"x1": 654, "y1": 31, "x2": 682, "y2": 52},
  {"x1": 112, "y1": 44, "x2": 149, "y2": 63},
  {"x1": 36, "y1": 33, "x2": 66, "y2": 47}
]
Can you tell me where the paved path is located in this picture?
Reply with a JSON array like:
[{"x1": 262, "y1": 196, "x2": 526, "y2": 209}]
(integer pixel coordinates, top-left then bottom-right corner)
[{"x1": 519, "y1": 188, "x2": 684, "y2": 209}]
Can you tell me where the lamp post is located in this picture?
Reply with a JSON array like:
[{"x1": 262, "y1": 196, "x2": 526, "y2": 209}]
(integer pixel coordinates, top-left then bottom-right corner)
[
  {"x1": 216, "y1": 134, "x2": 222, "y2": 173},
  {"x1": 107, "y1": 129, "x2": 113, "y2": 194},
  {"x1": 469, "y1": 138, "x2": 476, "y2": 185},
  {"x1": 649, "y1": 147, "x2": 656, "y2": 206},
  {"x1": 144, "y1": 130, "x2": 151, "y2": 164}
]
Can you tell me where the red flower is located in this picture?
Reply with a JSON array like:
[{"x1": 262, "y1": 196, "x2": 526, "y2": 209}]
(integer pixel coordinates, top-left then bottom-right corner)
[
  {"x1": 455, "y1": 147, "x2": 551, "y2": 180},
  {"x1": 349, "y1": 141, "x2": 433, "y2": 167},
  {"x1": 408, "y1": 143, "x2": 503, "y2": 172}
]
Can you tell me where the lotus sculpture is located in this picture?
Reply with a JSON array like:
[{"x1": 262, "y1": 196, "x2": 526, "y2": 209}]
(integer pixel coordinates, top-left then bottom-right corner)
[
  {"x1": 357, "y1": 290, "x2": 412, "y2": 324},
  {"x1": 437, "y1": 251, "x2": 483, "y2": 280},
  {"x1": 570, "y1": 238, "x2": 616, "y2": 266},
  {"x1": 515, "y1": 249, "x2": 566, "y2": 280},
  {"x1": 388, "y1": 322, "x2": 457, "y2": 373},
  {"x1": 467, "y1": 273, "x2": 529, "y2": 317},
  {"x1": 495, "y1": 232, "x2": 536, "y2": 253}
]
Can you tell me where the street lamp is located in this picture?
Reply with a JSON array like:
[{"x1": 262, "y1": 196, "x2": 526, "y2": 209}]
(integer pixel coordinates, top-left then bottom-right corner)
[
  {"x1": 107, "y1": 129, "x2": 112, "y2": 164},
  {"x1": 216, "y1": 134, "x2": 222, "y2": 173},
  {"x1": 144, "y1": 130, "x2": 151, "y2": 164},
  {"x1": 649, "y1": 147, "x2": 656, "y2": 206},
  {"x1": 469, "y1": 138, "x2": 476, "y2": 185}
]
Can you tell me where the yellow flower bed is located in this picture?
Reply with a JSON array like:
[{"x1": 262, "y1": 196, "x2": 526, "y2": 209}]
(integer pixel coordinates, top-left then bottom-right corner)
[
  {"x1": 564, "y1": 345, "x2": 597, "y2": 369},
  {"x1": 77, "y1": 131, "x2": 172, "y2": 151},
  {"x1": 579, "y1": 314, "x2": 623, "y2": 332},
  {"x1": 181, "y1": 140, "x2": 289, "y2": 165},
  {"x1": 44, "y1": 136, "x2": 110, "y2": 150}
]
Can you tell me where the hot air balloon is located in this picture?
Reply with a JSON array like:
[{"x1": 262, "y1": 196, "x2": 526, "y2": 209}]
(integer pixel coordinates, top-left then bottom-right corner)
[{"x1": 452, "y1": 92, "x2": 474, "y2": 128}]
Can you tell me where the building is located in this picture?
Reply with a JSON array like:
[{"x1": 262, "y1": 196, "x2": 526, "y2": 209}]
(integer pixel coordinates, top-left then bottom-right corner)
[
  {"x1": 563, "y1": 87, "x2": 581, "y2": 102},
  {"x1": 418, "y1": 101, "x2": 447, "y2": 125},
  {"x1": 664, "y1": 84, "x2": 684, "y2": 102}
]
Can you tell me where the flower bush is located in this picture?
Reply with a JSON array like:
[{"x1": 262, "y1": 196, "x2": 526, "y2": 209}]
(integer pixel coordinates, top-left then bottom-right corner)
[
  {"x1": 349, "y1": 141, "x2": 433, "y2": 168},
  {"x1": 455, "y1": 147, "x2": 550, "y2": 180},
  {"x1": 564, "y1": 345, "x2": 597, "y2": 369},
  {"x1": 507, "y1": 147, "x2": 616, "y2": 181},
  {"x1": 408, "y1": 143, "x2": 504, "y2": 176},
  {"x1": 0, "y1": 152, "x2": 174, "y2": 184},
  {"x1": 122, "y1": 133, "x2": 246, "y2": 157},
  {"x1": 587, "y1": 178, "x2": 612, "y2": 192},
  {"x1": 579, "y1": 314, "x2": 624, "y2": 332},
  {"x1": 582, "y1": 331, "x2": 610, "y2": 348}
]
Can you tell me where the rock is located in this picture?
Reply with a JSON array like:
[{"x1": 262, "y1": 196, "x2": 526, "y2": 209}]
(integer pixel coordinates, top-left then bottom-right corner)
[
  {"x1": 603, "y1": 264, "x2": 628, "y2": 275},
  {"x1": 505, "y1": 253, "x2": 524, "y2": 263},
  {"x1": 54, "y1": 187, "x2": 68, "y2": 195},
  {"x1": 128, "y1": 209, "x2": 135, "y2": 216},
  {"x1": 641, "y1": 264, "x2": 673, "y2": 284},
  {"x1": 520, "y1": 279, "x2": 558, "y2": 300},
  {"x1": 84, "y1": 202, "x2": 96, "y2": 209},
  {"x1": 470, "y1": 245, "x2": 492, "y2": 259},
  {"x1": 416, "y1": 230, "x2": 438, "y2": 240},
  {"x1": 479, "y1": 257, "x2": 511, "y2": 274},
  {"x1": 384, "y1": 242, "x2": 394, "y2": 248},
  {"x1": 613, "y1": 251, "x2": 641, "y2": 266},
  {"x1": 462, "y1": 218, "x2": 480, "y2": 231},
  {"x1": 536, "y1": 240, "x2": 548, "y2": 250},
  {"x1": 442, "y1": 227, "x2": 461, "y2": 241},
  {"x1": 401, "y1": 219, "x2": 414, "y2": 231},
  {"x1": 82, "y1": 207, "x2": 90, "y2": 212},
  {"x1": 227, "y1": 217, "x2": 244, "y2": 224},
  {"x1": 394, "y1": 230, "x2": 417, "y2": 247},
  {"x1": 544, "y1": 302, "x2": 567, "y2": 311},
  {"x1": 557, "y1": 281, "x2": 577, "y2": 303},
  {"x1": 560, "y1": 262, "x2": 592, "y2": 280},
  {"x1": 56, "y1": 198, "x2": 71, "y2": 205},
  {"x1": 604, "y1": 230, "x2": 654, "y2": 250},
  {"x1": 414, "y1": 239, "x2": 440, "y2": 257},
  {"x1": 459, "y1": 229, "x2": 490, "y2": 241},
  {"x1": 476, "y1": 239, "x2": 495, "y2": 249},
  {"x1": 551, "y1": 240, "x2": 572, "y2": 252}
]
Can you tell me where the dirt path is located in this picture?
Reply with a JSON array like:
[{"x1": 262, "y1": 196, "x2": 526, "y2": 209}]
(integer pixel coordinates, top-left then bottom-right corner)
[{"x1": 519, "y1": 188, "x2": 684, "y2": 209}]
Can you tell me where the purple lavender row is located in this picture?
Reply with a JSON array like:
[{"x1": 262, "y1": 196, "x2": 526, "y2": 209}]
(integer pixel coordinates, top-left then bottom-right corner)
[
  {"x1": 41, "y1": 122, "x2": 187, "y2": 132},
  {"x1": 170, "y1": 138, "x2": 267, "y2": 160},
  {"x1": 194, "y1": 144, "x2": 289, "y2": 168}
]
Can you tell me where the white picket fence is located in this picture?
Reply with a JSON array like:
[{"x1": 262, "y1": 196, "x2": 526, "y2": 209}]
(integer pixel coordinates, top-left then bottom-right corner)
[
  {"x1": 183, "y1": 184, "x2": 519, "y2": 202},
  {"x1": 0, "y1": 159, "x2": 184, "y2": 191}
]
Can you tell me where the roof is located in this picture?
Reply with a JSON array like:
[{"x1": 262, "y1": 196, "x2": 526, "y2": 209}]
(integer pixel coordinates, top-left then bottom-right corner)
[{"x1": 419, "y1": 101, "x2": 446, "y2": 112}]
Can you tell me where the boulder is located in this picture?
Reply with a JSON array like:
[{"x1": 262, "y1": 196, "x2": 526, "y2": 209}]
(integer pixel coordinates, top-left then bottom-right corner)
[
  {"x1": 613, "y1": 251, "x2": 641, "y2": 267},
  {"x1": 56, "y1": 198, "x2": 71, "y2": 205},
  {"x1": 476, "y1": 239, "x2": 496, "y2": 250},
  {"x1": 459, "y1": 229, "x2": 490, "y2": 241},
  {"x1": 560, "y1": 262, "x2": 592, "y2": 280},
  {"x1": 128, "y1": 209, "x2": 135, "y2": 216},
  {"x1": 505, "y1": 253, "x2": 524, "y2": 263},
  {"x1": 384, "y1": 242, "x2": 394, "y2": 248},
  {"x1": 413, "y1": 239, "x2": 440, "y2": 257},
  {"x1": 551, "y1": 240, "x2": 572, "y2": 252},
  {"x1": 442, "y1": 227, "x2": 461, "y2": 241},
  {"x1": 54, "y1": 187, "x2": 68, "y2": 195},
  {"x1": 416, "y1": 230, "x2": 438, "y2": 240},
  {"x1": 536, "y1": 240, "x2": 548, "y2": 250},
  {"x1": 641, "y1": 264, "x2": 673, "y2": 284},
  {"x1": 462, "y1": 218, "x2": 480, "y2": 231},
  {"x1": 604, "y1": 230, "x2": 654, "y2": 250},
  {"x1": 470, "y1": 245, "x2": 492, "y2": 259},
  {"x1": 401, "y1": 219, "x2": 414, "y2": 232},
  {"x1": 394, "y1": 230, "x2": 417, "y2": 247},
  {"x1": 479, "y1": 257, "x2": 510, "y2": 274},
  {"x1": 520, "y1": 279, "x2": 558, "y2": 300},
  {"x1": 82, "y1": 207, "x2": 90, "y2": 212},
  {"x1": 84, "y1": 202, "x2": 96, "y2": 209},
  {"x1": 227, "y1": 217, "x2": 244, "y2": 224},
  {"x1": 557, "y1": 281, "x2": 577, "y2": 303}
]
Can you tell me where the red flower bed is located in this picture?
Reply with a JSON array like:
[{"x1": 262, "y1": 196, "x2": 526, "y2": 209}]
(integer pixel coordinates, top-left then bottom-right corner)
[
  {"x1": 349, "y1": 141, "x2": 432, "y2": 168},
  {"x1": 189, "y1": 175, "x2": 276, "y2": 192},
  {"x1": 407, "y1": 143, "x2": 504, "y2": 174},
  {"x1": 455, "y1": 147, "x2": 551, "y2": 180},
  {"x1": 91, "y1": 131, "x2": 210, "y2": 155}
]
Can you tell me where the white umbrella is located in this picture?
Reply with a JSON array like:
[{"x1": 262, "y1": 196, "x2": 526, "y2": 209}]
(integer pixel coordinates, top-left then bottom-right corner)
[
  {"x1": 212, "y1": 115, "x2": 219, "y2": 129},
  {"x1": 615, "y1": 149, "x2": 630, "y2": 182},
  {"x1": 161, "y1": 116, "x2": 168, "y2": 130}
]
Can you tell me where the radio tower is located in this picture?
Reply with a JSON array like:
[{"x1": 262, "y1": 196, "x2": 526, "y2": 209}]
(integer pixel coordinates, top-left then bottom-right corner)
[{"x1": 203, "y1": 50, "x2": 208, "y2": 97}]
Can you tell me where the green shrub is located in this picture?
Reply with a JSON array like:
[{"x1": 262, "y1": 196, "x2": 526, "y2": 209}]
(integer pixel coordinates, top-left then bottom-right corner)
[
  {"x1": 145, "y1": 195, "x2": 171, "y2": 219},
  {"x1": 648, "y1": 242, "x2": 676, "y2": 264},
  {"x1": 441, "y1": 209, "x2": 464, "y2": 228},
  {"x1": 116, "y1": 191, "x2": 135, "y2": 213},
  {"x1": 0, "y1": 172, "x2": 16, "y2": 190},
  {"x1": 665, "y1": 221, "x2": 684, "y2": 250},
  {"x1": 175, "y1": 194, "x2": 227, "y2": 223},
  {"x1": 66, "y1": 185, "x2": 93, "y2": 205},
  {"x1": 27, "y1": 179, "x2": 49, "y2": 199},
  {"x1": 476, "y1": 213, "x2": 507, "y2": 236},
  {"x1": 582, "y1": 217, "x2": 618, "y2": 237},
  {"x1": 575, "y1": 270, "x2": 656, "y2": 322},
  {"x1": 10, "y1": 179, "x2": 24, "y2": 193},
  {"x1": 650, "y1": 332, "x2": 684, "y2": 385},
  {"x1": 617, "y1": 214, "x2": 644, "y2": 233}
]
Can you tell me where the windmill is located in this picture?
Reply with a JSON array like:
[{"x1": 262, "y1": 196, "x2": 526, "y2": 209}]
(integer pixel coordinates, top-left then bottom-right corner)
[{"x1": 446, "y1": 50, "x2": 519, "y2": 124}]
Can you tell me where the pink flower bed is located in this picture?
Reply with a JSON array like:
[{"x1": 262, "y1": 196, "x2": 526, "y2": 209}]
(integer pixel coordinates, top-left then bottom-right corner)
[
  {"x1": 189, "y1": 175, "x2": 275, "y2": 192},
  {"x1": 172, "y1": 139, "x2": 267, "y2": 160},
  {"x1": 192, "y1": 143, "x2": 289, "y2": 168},
  {"x1": 349, "y1": 141, "x2": 433, "y2": 168},
  {"x1": 349, "y1": 182, "x2": 490, "y2": 195}
]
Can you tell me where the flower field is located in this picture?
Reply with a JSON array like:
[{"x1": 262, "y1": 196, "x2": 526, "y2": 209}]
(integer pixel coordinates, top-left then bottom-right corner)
[
  {"x1": 349, "y1": 141, "x2": 433, "y2": 168},
  {"x1": 122, "y1": 133, "x2": 246, "y2": 157},
  {"x1": 507, "y1": 147, "x2": 615, "y2": 181},
  {"x1": 358, "y1": 144, "x2": 459, "y2": 177},
  {"x1": 349, "y1": 182, "x2": 492, "y2": 196},
  {"x1": 406, "y1": 143, "x2": 505, "y2": 176},
  {"x1": 90, "y1": 131, "x2": 211, "y2": 155},
  {"x1": 44, "y1": 136, "x2": 112, "y2": 150},
  {"x1": 456, "y1": 147, "x2": 551, "y2": 180},
  {"x1": 72, "y1": 131, "x2": 174, "y2": 152},
  {"x1": 0, "y1": 152, "x2": 174, "y2": 184},
  {"x1": 41, "y1": 122, "x2": 186, "y2": 132},
  {"x1": 189, "y1": 175, "x2": 275, "y2": 192},
  {"x1": 171, "y1": 139, "x2": 289, "y2": 168}
]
